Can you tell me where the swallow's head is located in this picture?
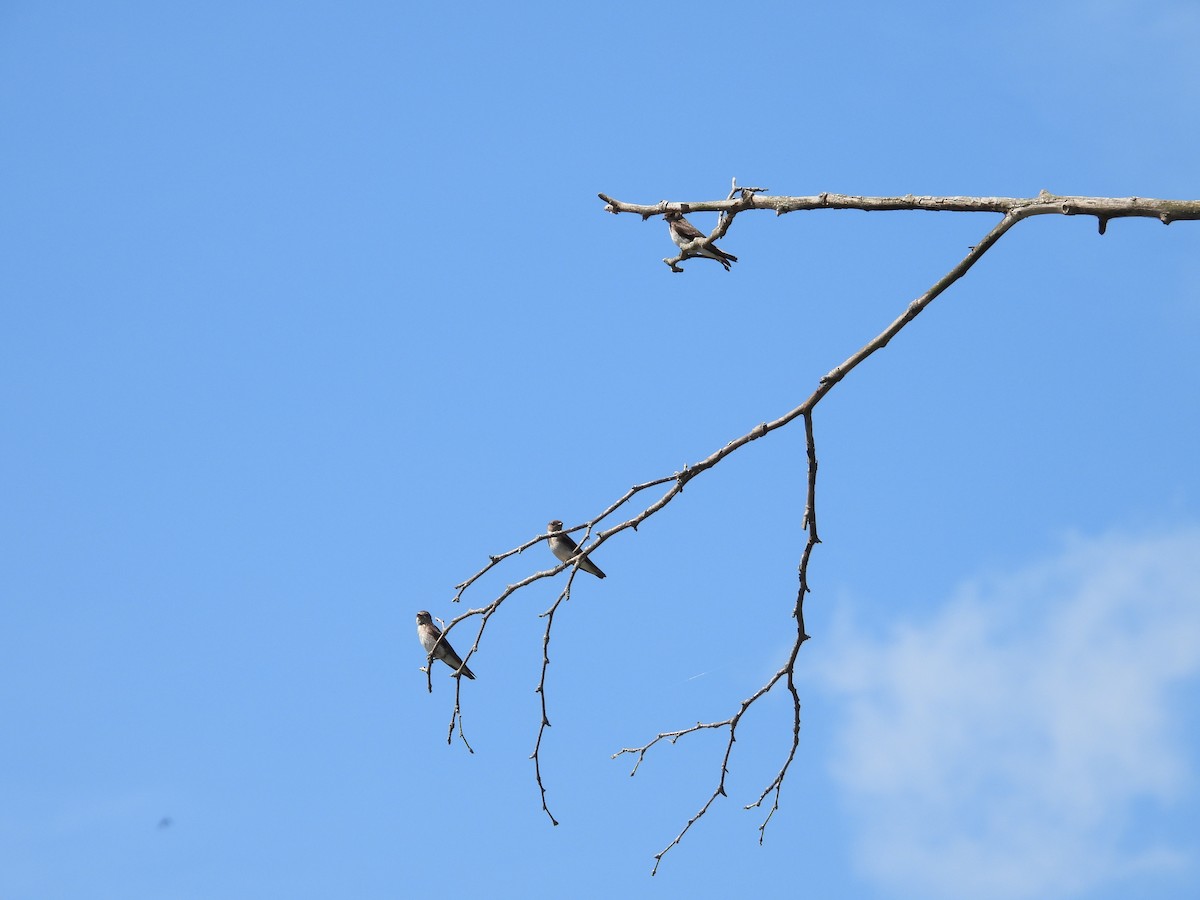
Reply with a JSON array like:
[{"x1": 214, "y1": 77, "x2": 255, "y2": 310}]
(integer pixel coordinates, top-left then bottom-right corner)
[
  {"x1": 547, "y1": 520, "x2": 564, "y2": 534},
  {"x1": 416, "y1": 610, "x2": 432, "y2": 625}
]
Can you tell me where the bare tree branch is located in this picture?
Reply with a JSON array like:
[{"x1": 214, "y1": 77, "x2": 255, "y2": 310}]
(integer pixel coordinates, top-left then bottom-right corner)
[
  {"x1": 447, "y1": 211, "x2": 1013, "y2": 852},
  {"x1": 615, "y1": 408, "x2": 821, "y2": 873},
  {"x1": 599, "y1": 189, "x2": 1200, "y2": 228},
  {"x1": 427, "y1": 187, "x2": 1198, "y2": 871},
  {"x1": 529, "y1": 528, "x2": 595, "y2": 828},
  {"x1": 745, "y1": 410, "x2": 819, "y2": 842}
]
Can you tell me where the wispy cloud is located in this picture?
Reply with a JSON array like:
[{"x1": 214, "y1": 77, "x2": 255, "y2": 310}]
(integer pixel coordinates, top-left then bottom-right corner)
[{"x1": 813, "y1": 529, "x2": 1200, "y2": 899}]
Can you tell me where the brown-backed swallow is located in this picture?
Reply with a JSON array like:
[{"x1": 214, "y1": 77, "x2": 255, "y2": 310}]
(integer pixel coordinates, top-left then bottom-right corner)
[
  {"x1": 415, "y1": 610, "x2": 475, "y2": 679},
  {"x1": 547, "y1": 519, "x2": 606, "y2": 580},
  {"x1": 664, "y1": 211, "x2": 737, "y2": 271}
]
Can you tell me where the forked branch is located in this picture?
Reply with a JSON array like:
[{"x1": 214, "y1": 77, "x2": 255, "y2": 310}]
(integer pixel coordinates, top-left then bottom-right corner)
[{"x1": 434, "y1": 186, "x2": 1197, "y2": 871}]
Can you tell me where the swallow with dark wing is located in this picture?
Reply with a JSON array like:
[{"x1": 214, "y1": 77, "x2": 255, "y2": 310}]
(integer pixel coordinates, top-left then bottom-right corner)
[
  {"x1": 415, "y1": 610, "x2": 475, "y2": 679},
  {"x1": 547, "y1": 519, "x2": 607, "y2": 579},
  {"x1": 664, "y1": 210, "x2": 738, "y2": 271}
]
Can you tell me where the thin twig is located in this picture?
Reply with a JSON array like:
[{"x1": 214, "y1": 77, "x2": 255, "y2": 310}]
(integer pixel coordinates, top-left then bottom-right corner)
[
  {"x1": 528, "y1": 523, "x2": 596, "y2": 826},
  {"x1": 743, "y1": 411, "x2": 819, "y2": 841},
  {"x1": 529, "y1": 573, "x2": 577, "y2": 827},
  {"x1": 451, "y1": 476, "x2": 678, "y2": 598},
  {"x1": 445, "y1": 672, "x2": 474, "y2": 753}
]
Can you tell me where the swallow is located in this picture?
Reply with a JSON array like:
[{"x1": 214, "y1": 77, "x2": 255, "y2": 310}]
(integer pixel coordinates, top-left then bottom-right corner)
[
  {"x1": 547, "y1": 519, "x2": 606, "y2": 579},
  {"x1": 415, "y1": 610, "x2": 475, "y2": 679},
  {"x1": 664, "y1": 210, "x2": 738, "y2": 271}
]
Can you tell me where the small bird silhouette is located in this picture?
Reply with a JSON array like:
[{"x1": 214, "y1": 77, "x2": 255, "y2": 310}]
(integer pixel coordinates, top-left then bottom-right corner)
[
  {"x1": 547, "y1": 519, "x2": 606, "y2": 579},
  {"x1": 415, "y1": 611, "x2": 475, "y2": 679},
  {"x1": 664, "y1": 211, "x2": 738, "y2": 271}
]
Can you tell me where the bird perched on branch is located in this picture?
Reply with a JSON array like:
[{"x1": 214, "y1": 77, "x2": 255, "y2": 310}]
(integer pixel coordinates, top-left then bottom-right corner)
[
  {"x1": 664, "y1": 210, "x2": 738, "y2": 271},
  {"x1": 416, "y1": 610, "x2": 475, "y2": 679},
  {"x1": 547, "y1": 519, "x2": 607, "y2": 579}
]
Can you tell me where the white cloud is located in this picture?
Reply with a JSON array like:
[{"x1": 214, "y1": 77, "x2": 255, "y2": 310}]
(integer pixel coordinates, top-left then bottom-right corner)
[{"x1": 814, "y1": 529, "x2": 1200, "y2": 899}]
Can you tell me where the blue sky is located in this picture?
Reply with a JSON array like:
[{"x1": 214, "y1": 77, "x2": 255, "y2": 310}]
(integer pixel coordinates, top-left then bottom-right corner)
[{"x1": 2, "y1": 2, "x2": 1199, "y2": 898}]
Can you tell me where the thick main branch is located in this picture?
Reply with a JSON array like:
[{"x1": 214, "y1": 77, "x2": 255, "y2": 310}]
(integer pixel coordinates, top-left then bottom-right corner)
[{"x1": 599, "y1": 190, "x2": 1200, "y2": 227}]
